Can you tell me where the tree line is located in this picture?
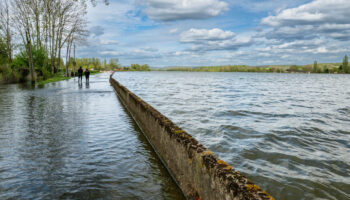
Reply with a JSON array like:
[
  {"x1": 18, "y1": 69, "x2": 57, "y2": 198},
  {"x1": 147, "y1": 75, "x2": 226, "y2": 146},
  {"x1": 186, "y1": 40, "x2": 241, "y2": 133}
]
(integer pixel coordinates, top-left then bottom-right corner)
[
  {"x1": 158, "y1": 55, "x2": 350, "y2": 74},
  {"x1": 66, "y1": 58, "x2": 150, "y2": 73},
  {"x1": 0, "y1": 0, "x2": 108, "y2": 84}
]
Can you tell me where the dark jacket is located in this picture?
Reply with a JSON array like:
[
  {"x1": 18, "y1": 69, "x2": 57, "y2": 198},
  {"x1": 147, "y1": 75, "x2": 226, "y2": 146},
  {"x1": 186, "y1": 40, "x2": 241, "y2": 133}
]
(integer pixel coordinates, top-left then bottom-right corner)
[
  {"x1": 78, "y1": 68, "x2": 83, "y2": 76},
  {"x1": 85, "y1": 70, "x2": 90, "y2": 78}
]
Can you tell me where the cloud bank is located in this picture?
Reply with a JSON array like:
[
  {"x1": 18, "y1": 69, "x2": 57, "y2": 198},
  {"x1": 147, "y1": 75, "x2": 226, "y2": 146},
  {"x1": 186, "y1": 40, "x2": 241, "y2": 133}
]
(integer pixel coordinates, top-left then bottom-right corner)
[
  {"x1": 142, "y1": 0, "x2": 228, "y2": 21},
  {"x1": 80, "y1": 0, "x2": 350, "y2": 66}
]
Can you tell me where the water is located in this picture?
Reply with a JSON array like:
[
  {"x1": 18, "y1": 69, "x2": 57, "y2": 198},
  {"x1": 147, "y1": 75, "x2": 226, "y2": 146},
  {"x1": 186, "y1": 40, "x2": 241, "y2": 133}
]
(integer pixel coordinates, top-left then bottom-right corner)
[
  {"x1": 114, "y1": 71, "x2": 350, "y2": 200},
  {"x1": 0, "y1": 73, "x2": 184, "y2": 199}
]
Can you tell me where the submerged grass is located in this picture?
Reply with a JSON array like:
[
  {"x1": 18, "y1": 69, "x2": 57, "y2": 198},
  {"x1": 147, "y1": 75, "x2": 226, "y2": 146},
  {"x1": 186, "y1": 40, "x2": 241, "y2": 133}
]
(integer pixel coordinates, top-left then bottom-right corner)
[{"x1": 37, "y1": 76, "x2": 71, "y2": 85}]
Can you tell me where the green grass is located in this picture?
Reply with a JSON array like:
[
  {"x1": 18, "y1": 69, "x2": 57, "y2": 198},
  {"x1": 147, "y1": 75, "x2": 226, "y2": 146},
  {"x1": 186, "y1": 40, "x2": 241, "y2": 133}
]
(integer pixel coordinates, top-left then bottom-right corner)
[
  {"x1": 90, "y1": 70, "x2": 101, "y2": 75},
  {"x1": 37, "y1": 76, "x2": 71, "y2": 85}
]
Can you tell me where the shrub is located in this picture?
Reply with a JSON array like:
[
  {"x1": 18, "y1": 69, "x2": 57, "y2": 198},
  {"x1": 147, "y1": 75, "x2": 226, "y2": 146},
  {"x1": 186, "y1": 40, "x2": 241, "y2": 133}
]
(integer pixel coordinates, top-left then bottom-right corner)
[{"x1": 41, "y1": 68, "x2": 51, "y2": 80}]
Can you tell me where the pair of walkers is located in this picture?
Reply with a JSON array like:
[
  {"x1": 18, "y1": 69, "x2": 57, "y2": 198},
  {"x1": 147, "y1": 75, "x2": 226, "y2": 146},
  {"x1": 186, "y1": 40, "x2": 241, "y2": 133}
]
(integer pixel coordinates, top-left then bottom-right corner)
[{"x1": 78, "y1": 67, "x2": 90, "y2": 82}]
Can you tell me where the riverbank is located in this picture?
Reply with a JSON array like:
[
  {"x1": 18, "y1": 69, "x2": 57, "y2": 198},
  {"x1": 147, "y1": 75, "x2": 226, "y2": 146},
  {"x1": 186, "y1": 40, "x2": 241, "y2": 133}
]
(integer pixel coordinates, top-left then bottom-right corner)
[{"x1": 153, "y1": 63, "x2": 348, "y2": 74}]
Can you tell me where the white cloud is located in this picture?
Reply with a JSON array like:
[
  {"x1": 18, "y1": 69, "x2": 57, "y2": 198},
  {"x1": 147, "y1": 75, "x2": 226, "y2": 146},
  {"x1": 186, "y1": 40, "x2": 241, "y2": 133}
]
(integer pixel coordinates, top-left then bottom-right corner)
[
  {"x1": 261, "y1": 0, "x2": 350, "y2": 41},
  {"x1": 141, "y1": 0, "x2": 228, "y2": 21},
  {"x1": 228, "y1": 0, "x2": 310, "y2": 13},
  {"x1": 100, "y1": 51, "x2": 121, "y2": 56},
  {"x1": 80, "y1": 0, "x2": 350, "y2": 66},
  {"x1": 261, "y1": 0, "x2": 350, "y2": 27},
  {"x1": 169, "y1": 28, "x2": 179, "y2": 34},
  {"x1": 100, "y1": 48, "x2": 161, "y2": 59},
  {"x1": 101, "y1": 40, "x2": 119, "y2": 45},
  {"x1": 180, "y1": 28, "x2": 252, "y2": 51},
  {"x1": 180, "y1": 28, "x2": 235, "y2": 42}
]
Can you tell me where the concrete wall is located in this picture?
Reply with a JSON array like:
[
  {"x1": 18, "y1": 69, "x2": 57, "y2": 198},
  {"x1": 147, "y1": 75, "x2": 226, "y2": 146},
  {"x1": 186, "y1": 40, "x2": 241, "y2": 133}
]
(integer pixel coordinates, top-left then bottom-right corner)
[{"x1": 110, "y1": 73, "x2": 274, "y2": 200}]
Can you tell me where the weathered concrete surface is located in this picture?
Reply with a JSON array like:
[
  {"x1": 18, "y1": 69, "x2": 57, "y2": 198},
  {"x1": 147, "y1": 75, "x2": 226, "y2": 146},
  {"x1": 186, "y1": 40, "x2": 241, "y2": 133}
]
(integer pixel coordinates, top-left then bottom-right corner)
[{"x1": 110, "y1": 73, "x2": 274, "y2": 200}]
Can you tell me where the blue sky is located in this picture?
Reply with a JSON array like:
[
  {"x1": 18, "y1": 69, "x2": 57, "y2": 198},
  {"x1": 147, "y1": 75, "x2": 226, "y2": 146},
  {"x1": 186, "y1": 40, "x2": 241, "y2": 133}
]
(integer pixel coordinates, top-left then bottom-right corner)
[{"x1": 78, "y1": 0, "x2": 350, "y2": 67}]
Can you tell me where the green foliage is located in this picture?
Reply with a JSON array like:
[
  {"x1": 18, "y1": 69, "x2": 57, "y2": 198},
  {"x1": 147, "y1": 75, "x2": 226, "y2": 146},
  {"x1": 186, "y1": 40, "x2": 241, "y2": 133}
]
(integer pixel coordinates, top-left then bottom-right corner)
[
  {"x1": 69, "y1": 57, "x2": 120, "y2": 71},
  {"x1": 67, "y1": 58, "x2": 149, "y2": 72},
  {"x1": 343, "y1": 55, "x2": 349, "y2": 73},
  {"x1": 11, "y1": 45, "x2": 49, "y2": 71},
  {"x1": 0, "y1": 64, "x2": 20, "y2": 83},
  {"x1": 161, "y1": 65, "x2": 270, "y2": 72},
  {"x1": 109, "y1": 58, "x2": 120, "y2": 70},
  {"x1": 0, "y1": 38, "x2": 8, "y2": 65},
  {"x1": 41, "y1": 68, "x2": 51, "y2": 80},
  {"x1": 313, "y1": 61, "x2": 318, "y2": 73},
  {"x1": 130, "y1": 64, "x2": 150, "y2": 71},
  {"x1": 288, "y1": 65, "x2": 301, "y2": 72},
  {"x1": 74, "y1": 58, "x2": 102, "y2": 70},
  {"x1": 159, "y1": 63, "x2": 345, "y2": 74}
]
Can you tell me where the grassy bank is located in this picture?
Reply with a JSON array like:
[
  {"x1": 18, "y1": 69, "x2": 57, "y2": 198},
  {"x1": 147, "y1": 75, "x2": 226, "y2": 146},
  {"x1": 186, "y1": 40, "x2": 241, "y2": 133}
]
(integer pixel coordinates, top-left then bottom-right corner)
[
  {"x1": 37, "y1": 76, "x2": 71, "y2": 85},
  {"x1": 38, "y1": 70, "x2": 101, "y2": 85}
]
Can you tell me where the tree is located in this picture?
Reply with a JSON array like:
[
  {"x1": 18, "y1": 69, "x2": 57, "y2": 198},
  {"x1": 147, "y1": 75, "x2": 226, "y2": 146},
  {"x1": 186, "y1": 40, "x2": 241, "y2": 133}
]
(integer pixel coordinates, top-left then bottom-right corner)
[
  {"x1": 343, "y1": 55, "x2": 349, "y2": 73},
  {"x1": 0, "y1": 0, "x2": 107, "y2": 83},
  {"x1": 0, "y1": 37, "x2": 8, "y2": 64},
  {"x1": 0, "y1": 0, "x2": 13, "y2": 62},
  {"x1": 109, "y1": 58, "x2": 120, "y2": 70},
  {"x1": 313, "y1": 61, "x2": 318, "y2": 73},
  {"x1": 12, "y1": 0, "x2": 36, "y2": 84}
]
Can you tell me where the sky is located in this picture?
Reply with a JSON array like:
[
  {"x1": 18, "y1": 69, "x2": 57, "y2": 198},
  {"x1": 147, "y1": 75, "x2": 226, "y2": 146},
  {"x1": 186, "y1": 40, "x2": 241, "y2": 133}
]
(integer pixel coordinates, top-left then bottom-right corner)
[{"x1": 78, "y1": 0, "x2": 350, "y2": 67}]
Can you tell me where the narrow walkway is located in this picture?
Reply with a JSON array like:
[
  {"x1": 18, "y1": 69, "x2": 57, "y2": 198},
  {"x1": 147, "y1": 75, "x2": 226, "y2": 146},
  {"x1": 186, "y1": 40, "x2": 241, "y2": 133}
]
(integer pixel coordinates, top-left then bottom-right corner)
[{"x1": 0, "y1": 73, "x2": 184, "y2": 199}]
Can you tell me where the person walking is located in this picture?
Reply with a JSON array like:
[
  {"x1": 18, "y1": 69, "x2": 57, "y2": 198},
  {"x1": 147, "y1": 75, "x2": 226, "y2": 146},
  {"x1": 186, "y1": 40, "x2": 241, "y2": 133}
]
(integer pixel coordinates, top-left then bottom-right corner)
[
  {"x1": 78, "y1": 66, "x2": 83, "y2": 82},
  {"x1": 85, "y1": 68, "x2": 90, "y2": 83}
]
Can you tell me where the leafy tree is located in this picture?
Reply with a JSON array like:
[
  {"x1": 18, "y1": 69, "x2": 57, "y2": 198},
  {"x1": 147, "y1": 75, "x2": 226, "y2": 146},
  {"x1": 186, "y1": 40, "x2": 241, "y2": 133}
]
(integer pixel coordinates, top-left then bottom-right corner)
[
  {"x1": 11, "y1": 45, "x2": 49, "y2": 72},
  {"x1": 302, "y1": 65, "x2": 312, "y2": 73},
  {"x1": 343, "y1": 55, "x2": 349, "y2": 73},
  {"x1": 109, "y1": 58, "x2": 120, "y2": 70},
  {"x1": 129, "y1": 64, "x2": 150, "y2": 71},
  {"x1": 289, "y1": 65, "x2": 299, "y2": 72},
  {"x1": 313, "y1": 61, "x2": 318, "y2": 73},
  {"x1": 0, "y1": 37, "x2": 8, "y2": 65}
]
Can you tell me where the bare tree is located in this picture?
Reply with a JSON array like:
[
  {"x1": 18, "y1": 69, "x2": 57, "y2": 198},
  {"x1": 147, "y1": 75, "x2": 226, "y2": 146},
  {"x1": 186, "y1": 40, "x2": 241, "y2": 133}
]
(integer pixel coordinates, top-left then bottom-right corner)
[
  {"x1": 4, "y1": 0, "x2": 101, "y2": 84},
  {"x1": 0, "y1": 0, "x2": 14, "y2": 62},
  {"x1": 12, "y1": 0, "x2": 36, "y2": 83}
]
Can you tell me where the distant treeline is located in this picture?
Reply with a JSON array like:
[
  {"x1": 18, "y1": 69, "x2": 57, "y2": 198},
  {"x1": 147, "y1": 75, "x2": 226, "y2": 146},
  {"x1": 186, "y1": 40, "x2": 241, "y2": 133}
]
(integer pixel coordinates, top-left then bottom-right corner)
[
  {"x1": 69, "y1": 58, "x2": 150, "y2": 72},
  {"x1": 122, "y1": 64, "x2": 150, "y2": 71},
  {"x1": 156, "y1": 56, "x2": 350, "y2": 74}
]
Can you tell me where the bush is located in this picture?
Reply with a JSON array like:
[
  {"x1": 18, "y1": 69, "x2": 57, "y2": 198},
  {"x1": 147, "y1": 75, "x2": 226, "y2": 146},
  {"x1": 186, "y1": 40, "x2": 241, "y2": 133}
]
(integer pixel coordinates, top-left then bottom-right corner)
[
  {"x1": 0, "y1": 64, "x2": 8, "y2": 74},
  {"x1": 41, "y1": 68, "x2": 51, "y2": 80},
  {"x1": 0, "y1": 67, "x2": 20, "y2": 83},
  {"x1": 11, "y1": 45, "x2": 49, "y2": 72},
  {"x1": 0, "y1": 37, "x2": 8, "y2": 65}
]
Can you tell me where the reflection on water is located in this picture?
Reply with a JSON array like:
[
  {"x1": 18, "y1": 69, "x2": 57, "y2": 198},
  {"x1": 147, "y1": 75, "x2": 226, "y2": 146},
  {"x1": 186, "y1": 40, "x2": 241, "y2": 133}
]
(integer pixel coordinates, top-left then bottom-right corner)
[
  {"x1": 0, "y1": 73, "x2": 184, "y2": 199},
  {"x1": 115, "y1": 71, "x2": 350, "y2": 200}
]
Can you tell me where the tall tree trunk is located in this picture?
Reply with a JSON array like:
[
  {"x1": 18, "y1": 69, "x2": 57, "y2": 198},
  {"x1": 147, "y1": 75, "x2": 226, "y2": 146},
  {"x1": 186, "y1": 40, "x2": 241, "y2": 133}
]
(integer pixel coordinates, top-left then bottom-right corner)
[
  {"x1": 50, "y1": 18, "x2": 56, "y2": 73},
  {"x1": 6, "y1": 18, "x2": 12, "y2": 62},
  {"x1": 57, "y1": 40, "x2": 62, "y2": 72},
  {"x1": 26, "y1": 30, "x2": 35, "y2": 85},
  {"x1": 73, "y1": 43, "x2": 76, "y2": 77},
  {"x1": 35, "y1": 11, "x2": 41, "y2": 48}
]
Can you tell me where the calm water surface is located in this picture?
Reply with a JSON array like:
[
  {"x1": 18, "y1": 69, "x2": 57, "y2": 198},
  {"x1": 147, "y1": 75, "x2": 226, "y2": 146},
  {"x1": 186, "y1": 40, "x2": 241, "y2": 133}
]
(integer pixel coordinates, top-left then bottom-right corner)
[
  {"x1": 0, "y1": 73, "x2": 184, "y2": 199},
  {"x1": 114, "y1": 72, "x2": 350, "y2": 200}
]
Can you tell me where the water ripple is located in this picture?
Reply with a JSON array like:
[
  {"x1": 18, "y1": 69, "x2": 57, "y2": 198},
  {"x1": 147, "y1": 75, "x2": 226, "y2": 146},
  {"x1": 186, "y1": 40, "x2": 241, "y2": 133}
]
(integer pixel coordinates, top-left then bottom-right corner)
[
  {"x1": 0, "y1": 73, "x2": 184, "y2": 200},
  {"x1": 116, "y1": 71, "x2": 350, "y2": 200}
]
